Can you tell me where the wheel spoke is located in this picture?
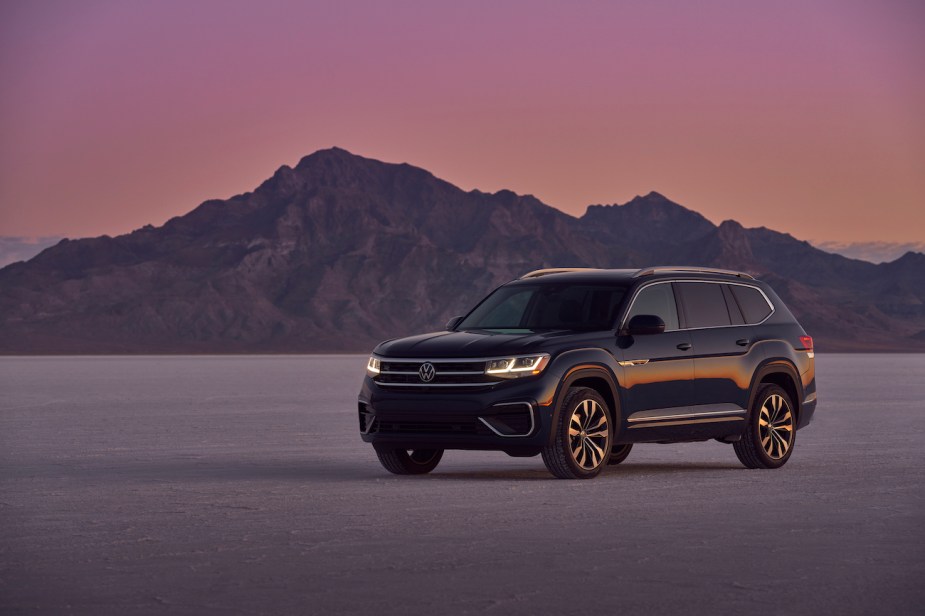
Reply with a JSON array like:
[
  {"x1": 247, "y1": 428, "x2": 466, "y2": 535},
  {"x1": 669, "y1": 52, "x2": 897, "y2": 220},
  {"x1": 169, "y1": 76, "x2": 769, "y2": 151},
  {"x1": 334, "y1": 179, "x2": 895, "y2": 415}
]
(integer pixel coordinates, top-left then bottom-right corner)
[
  {"x1": 586, "y1": 414, "x2": 606, "y2": 433},
  {"x1": 767, "y1": 398, "x2": 779, "y2": 423},
  {"x1": 762, "y1": 402, "x2": 775, "y2": 424},
  {"x1": 772, "y1": 430, "x2": 790, "y2": 455},
  {"x1": 772, "y1": 411, "x2": 792, "y2": 427},
  {"x1": 585, "y1": 427, "x2": 608, "y2": 438},
  {"x1": 585, "y1": 437, "x2": 604, "y2": 460}
]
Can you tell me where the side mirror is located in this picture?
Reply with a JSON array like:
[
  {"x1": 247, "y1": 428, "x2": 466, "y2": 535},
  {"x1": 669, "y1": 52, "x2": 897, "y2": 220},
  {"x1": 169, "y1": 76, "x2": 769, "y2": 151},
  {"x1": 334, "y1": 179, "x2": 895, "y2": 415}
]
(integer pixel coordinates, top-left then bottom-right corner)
[
  {"x1": 624, "y1": 314, "x2": 665, "y2": 336},
  {"x1": 445, "y1": 316, "x2": 463, "y2": 331}
]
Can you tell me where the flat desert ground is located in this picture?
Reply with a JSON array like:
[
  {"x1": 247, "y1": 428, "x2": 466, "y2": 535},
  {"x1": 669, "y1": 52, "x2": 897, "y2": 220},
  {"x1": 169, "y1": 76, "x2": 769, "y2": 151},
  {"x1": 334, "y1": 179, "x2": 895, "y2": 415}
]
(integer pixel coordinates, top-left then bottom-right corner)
[{"x1": 1, "y1": 354, "x2": 923, "y2": 615}]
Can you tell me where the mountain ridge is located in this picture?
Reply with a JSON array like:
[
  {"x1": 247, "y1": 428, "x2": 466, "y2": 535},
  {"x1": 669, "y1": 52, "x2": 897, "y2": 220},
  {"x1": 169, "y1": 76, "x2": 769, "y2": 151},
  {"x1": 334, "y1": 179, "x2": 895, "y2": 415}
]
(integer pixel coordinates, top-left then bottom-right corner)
[{"x1": 1, "y1": 148, "x2": 923, "y2": 353}]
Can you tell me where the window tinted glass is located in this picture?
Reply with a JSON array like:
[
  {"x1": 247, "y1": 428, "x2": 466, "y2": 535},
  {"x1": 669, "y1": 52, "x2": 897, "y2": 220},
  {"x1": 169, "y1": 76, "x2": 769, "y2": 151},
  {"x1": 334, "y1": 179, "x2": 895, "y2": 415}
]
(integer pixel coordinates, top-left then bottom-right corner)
[
  {"x1": 626, "y1": 284, "x2": 679, "y2": 330},
  {"x1": 677, "y1": 282, "x2": 731, "y2": 328},
  {"x1": 722, "y1": 285, "x2": 745, "y2": 325},
  {"x1": 465, "y1": 288, "x2": 533, "y2": 329},
  {"x1": 458, "y1": 283, "x2": 627, "y2": 331},
  {"x1": 730, "y1": 285, "x2": 773, "y2": 324}
]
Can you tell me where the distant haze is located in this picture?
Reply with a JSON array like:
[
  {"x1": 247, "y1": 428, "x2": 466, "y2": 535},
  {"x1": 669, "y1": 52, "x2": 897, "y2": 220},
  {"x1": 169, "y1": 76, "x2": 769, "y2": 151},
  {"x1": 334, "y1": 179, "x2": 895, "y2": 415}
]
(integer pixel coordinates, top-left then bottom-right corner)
[
  {"x1": 0, "y1": 237, "x2": 62, "y2": 268},
  {"x1": 812, "y1": 240, "x2": 925, "y2": 264},
  {"x1": 1, "y1": 1, "x2": 923, "y2": 244}
]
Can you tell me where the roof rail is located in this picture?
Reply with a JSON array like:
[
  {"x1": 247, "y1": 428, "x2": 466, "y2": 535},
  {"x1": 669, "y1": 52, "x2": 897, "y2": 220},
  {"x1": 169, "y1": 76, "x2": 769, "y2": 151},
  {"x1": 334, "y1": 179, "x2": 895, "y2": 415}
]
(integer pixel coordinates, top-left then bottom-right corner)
[
  {"x1": 520, "y1": 268, "x2": 601, "y2": 279},
  {"x1": 633, "y1": 266, "x2": 755, "y2": 280}
]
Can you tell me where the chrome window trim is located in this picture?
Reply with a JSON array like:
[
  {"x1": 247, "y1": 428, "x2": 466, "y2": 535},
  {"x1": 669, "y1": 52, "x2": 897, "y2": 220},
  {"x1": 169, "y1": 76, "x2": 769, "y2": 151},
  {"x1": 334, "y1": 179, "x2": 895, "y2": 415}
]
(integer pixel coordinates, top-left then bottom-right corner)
[
  {"x1": 619, "y1": 279, "x2": 775, "y2": 332},
  {"x1": 478, "y1": 402, "x2": 535, "y2": 438}
]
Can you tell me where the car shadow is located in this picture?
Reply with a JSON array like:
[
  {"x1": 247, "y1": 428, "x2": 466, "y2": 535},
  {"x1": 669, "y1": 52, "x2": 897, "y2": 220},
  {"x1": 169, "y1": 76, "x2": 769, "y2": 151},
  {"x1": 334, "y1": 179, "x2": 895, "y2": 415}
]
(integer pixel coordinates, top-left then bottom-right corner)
[
  {"x1": 427, "y1": 461, "x2": 743, "y2": 481},
  {"x1": 12, "y1": 458, "x2": 743, "y2": 484}
]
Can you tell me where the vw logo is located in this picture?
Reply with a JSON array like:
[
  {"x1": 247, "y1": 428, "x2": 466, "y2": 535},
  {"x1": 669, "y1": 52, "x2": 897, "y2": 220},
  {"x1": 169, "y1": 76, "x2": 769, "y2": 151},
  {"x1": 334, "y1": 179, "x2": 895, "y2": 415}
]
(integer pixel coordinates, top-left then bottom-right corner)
[{"x1": 418, "y1": 362, "x2": 436, "y2": 383}]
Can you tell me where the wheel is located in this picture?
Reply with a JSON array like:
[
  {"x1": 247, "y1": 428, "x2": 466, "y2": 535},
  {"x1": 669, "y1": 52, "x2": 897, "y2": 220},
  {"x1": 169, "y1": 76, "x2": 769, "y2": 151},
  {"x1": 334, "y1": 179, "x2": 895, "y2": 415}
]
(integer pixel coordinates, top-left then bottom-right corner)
[
  {"x1": 542, "y1": 387, "x2": 612, "y2": 479},
  {"x1": 733, "y1": 384, "x2": 796, "y2": 469},
  {"x1": 607, "y1": 443, "x2": 633, "y2": 465},
  {"x1": 374, "y1": 447, "x2": 444, "y2": 475}
]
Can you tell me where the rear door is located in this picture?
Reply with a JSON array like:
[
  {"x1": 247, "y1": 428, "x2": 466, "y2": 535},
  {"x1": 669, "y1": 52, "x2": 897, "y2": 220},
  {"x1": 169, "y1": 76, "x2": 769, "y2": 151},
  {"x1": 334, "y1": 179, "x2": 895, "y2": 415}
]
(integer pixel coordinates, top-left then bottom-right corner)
[{"x1": 675, "y1": 281, "x2": 751, "y2": 411}]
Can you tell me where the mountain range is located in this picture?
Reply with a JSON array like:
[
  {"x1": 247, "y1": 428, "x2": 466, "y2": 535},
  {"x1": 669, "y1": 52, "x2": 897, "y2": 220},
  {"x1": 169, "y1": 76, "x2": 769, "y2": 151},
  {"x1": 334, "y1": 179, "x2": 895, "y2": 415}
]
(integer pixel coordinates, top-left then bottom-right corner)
[{"x1": 1, "y1": 147, "x2": 923, "y2": 353}]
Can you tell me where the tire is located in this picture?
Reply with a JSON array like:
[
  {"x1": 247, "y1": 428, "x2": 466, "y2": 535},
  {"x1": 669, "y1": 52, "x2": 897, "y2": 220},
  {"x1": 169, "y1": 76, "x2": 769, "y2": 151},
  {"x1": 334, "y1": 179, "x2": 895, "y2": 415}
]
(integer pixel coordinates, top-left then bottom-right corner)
[
  {"x1": 608, "y1": 443, "x2": 633, "y2": 466},
  {"x1": 374, "y1": 447, "x2": 444, "y2": 475},
  {"x1": 733, "y1": 383, "x2": 796, "y2": 469},
  {"x1": 542, "y1": 387, "x2": 612, "y2": 479}
]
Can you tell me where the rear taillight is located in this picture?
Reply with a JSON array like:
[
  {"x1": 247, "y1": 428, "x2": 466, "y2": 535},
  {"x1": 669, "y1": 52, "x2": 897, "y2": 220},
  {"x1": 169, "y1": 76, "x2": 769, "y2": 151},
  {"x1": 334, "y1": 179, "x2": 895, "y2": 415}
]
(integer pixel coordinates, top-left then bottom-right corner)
[{"x1": 799, "y1": 335, "x2": 813, "y2": 351}]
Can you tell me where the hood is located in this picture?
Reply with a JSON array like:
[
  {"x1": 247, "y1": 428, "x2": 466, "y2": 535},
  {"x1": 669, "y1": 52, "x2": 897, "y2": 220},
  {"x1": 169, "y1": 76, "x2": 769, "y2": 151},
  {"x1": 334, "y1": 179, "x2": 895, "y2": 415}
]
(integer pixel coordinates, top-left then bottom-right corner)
[{"x1": 373, "y1": 329, "x2": 566, "y2": 358}]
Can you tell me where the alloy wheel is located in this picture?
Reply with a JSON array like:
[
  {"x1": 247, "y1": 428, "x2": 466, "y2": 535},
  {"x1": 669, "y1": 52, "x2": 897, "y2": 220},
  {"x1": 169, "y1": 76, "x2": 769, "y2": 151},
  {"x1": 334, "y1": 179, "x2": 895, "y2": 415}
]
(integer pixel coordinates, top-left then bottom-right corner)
[
  {"x1": 758, "y1": 393, "x2": 793, "y2": 459},
  {"x1": 568, "y1": 399, "x2": 609, "y2": 470}
]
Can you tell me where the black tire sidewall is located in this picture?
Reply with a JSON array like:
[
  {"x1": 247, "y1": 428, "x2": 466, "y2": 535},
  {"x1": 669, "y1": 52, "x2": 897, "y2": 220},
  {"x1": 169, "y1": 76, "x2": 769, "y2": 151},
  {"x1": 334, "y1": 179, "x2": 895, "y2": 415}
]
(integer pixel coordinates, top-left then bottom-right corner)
[{"x1": 557, "y1": 387, "x2": 613, "y2": 478}]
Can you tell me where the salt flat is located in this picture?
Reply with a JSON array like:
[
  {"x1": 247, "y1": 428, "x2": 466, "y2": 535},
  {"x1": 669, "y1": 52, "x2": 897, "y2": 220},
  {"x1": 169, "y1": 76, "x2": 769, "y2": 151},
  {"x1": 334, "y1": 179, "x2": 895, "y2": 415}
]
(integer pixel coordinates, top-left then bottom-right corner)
[{"x1": 1, "y1": 354, "x2": 923, "y2": 615}]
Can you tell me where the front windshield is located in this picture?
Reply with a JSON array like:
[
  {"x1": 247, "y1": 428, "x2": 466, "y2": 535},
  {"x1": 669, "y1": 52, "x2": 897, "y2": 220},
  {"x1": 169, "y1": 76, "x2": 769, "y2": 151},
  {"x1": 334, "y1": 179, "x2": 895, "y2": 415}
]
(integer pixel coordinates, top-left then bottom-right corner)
[{"x1": 458, "y1": 283, "x2": 627, "y2": 332}]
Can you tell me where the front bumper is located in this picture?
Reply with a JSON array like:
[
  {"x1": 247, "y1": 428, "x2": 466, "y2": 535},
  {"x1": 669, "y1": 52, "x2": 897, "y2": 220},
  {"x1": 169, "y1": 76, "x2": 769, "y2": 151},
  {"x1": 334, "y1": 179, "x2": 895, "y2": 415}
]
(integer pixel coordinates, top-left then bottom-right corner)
[{"x1": 357, "y1": 375, "x2": 558, "y2": 454}]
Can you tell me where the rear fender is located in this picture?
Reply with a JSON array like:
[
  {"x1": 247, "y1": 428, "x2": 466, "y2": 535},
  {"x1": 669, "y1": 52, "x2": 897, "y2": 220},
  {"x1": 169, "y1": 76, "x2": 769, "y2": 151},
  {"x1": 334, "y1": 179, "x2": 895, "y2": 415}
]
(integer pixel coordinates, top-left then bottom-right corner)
[{"x1": 747, "y1": 358, "x2": 804, "y2": 425}]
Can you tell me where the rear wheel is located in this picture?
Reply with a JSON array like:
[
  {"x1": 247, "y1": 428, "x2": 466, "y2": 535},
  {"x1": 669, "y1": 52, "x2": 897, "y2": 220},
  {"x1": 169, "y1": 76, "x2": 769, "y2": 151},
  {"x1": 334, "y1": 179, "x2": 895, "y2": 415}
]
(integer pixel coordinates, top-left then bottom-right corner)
[
  {"x1": 608, "y1": 443, "x2": 633, "y2": 465},
  {"x1": 374, "y1": 446, "x2": 444, "y2": 475},
  {"x1": 733, "y1": 384, "x2": 796, "y2": 469},
  {"x1": 542, "y1": 387, "x2": 612, "y2": 479}
]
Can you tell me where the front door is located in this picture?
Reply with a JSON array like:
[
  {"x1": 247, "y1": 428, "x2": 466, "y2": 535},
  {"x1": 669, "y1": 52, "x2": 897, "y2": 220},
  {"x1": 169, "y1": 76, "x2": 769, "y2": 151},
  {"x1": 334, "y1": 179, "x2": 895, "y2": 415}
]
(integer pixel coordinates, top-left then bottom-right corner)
[{"x1": 617, "y1": 282, "x2": 693, "y2": 417}]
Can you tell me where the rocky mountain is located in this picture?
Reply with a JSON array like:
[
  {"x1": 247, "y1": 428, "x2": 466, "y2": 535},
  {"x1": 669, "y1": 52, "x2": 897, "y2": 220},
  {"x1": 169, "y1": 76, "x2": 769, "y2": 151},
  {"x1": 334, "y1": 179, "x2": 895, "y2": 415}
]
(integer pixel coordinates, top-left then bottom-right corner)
[{"x1": 1, "y1": 147, "x2": 923, "y2": 353}]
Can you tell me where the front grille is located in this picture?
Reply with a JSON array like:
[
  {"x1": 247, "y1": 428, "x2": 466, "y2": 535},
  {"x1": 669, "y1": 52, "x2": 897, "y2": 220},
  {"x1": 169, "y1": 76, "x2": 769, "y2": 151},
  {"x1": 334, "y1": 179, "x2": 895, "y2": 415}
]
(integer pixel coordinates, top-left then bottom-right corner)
[
  {"x1": 372, "y1": 418, "x2": 492, "y2": 436},
  {"x1": 375, "y1": 358, "x2": 498, "y2": 388}
]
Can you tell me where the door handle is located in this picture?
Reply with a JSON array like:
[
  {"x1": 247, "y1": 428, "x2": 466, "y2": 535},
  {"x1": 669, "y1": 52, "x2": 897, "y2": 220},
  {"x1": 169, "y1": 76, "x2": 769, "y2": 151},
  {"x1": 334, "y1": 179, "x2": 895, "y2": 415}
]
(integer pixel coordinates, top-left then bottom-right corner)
[
  {"x1": 676, "y1": 343, "x2": 692, "y2": 351},
  {"x1": 736, "y1": 338, "x2": 750, "y2": 347}
]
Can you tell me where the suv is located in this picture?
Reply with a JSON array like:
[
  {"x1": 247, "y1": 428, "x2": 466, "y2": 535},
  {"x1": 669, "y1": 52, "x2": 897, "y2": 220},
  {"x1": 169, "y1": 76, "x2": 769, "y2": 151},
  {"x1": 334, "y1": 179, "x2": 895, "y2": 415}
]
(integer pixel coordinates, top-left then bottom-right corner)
[{"x1": 358, "y1": 267, "x2": 816, "y2": 479}]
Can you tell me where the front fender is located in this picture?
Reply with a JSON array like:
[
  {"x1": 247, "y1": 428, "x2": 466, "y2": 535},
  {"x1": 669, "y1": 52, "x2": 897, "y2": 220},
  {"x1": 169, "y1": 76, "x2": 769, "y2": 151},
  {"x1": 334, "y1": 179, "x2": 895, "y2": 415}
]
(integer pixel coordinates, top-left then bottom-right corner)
[{"x1": 543, "y1": 348, "x2": 623, "y2": 447}]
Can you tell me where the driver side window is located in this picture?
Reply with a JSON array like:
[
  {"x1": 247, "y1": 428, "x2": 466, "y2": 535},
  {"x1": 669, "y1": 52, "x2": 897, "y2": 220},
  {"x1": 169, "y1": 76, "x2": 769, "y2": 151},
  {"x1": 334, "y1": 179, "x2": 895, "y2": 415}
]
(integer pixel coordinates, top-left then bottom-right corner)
[{"x1": 626, "y1": 284, "x2": 680, "y2": 330}]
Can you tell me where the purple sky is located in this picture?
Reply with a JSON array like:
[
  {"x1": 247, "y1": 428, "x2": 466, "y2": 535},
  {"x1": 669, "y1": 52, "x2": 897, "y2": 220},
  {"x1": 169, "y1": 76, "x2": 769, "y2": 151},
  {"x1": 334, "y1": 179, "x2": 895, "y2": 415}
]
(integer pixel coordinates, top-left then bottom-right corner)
[{"x1": 1, "y1": 0, "x2": 923, "y2": 242}]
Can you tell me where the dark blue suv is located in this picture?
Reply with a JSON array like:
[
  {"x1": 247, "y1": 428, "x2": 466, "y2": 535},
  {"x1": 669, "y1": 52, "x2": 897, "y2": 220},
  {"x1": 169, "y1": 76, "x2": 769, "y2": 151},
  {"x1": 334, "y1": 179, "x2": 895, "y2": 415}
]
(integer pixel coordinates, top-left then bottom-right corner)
[{"x1": 358, "y1": 267, "x2": 817, "y2": 479}]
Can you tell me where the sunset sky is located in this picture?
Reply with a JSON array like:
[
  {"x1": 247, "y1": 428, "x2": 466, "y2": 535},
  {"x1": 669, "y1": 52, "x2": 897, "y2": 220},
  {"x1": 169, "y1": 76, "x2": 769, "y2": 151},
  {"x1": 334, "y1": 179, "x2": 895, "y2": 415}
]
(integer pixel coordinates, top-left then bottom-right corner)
[{"x1": 1, "y1": 0, "x2": 922, "y2": 243}]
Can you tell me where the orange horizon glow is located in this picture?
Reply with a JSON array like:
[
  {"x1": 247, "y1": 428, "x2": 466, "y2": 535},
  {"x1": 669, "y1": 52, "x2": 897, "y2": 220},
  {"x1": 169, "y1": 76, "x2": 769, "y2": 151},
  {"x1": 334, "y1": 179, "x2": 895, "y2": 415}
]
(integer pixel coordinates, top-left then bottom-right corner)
[{"x1": 0, "y1": 0, "x2": 923, "y2": 243}]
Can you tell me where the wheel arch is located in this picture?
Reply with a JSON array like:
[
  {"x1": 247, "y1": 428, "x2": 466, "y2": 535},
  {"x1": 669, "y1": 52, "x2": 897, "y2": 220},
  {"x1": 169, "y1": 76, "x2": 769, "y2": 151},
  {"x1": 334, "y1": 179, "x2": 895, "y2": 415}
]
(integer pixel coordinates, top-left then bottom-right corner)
[
  {"x1": 547, "y1": 363, "x2": 621, "y2": 448},
  {"x1": 748, "y1": 359, "x2": 803, "y2": 424}
]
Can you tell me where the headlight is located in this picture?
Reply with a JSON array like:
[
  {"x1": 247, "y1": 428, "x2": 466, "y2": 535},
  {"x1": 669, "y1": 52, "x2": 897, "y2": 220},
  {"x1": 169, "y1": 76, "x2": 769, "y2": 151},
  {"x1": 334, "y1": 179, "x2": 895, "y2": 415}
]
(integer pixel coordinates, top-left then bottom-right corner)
[
  {"x1": 485, "y1": 354, "x2": 550, "y2": 378},
  {"x1": 366, "y1": 357, "x2": 381, "y2": 377}
]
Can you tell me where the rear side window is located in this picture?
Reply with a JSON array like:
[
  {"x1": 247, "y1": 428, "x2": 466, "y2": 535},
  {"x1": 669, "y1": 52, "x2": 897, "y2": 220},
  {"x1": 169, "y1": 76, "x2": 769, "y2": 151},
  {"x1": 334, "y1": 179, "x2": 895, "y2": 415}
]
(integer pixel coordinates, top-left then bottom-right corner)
[
  {"x1": 730, "y1": 285, "x2": 773, "y2": 324},
  {"x1": 721, "y1": 285, "x2": 745, "y2": 325},
  {"x1": 626, "y1": 284, "x2": 679, "y2": 330},
  {"x1": 676, "y1": 282, "x2": 731, "y2": 328}
]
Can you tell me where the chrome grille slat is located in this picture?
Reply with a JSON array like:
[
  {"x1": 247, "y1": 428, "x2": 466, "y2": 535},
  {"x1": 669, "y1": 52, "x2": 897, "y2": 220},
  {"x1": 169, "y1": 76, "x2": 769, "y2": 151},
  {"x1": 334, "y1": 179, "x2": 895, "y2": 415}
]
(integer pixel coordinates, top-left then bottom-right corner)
[{"x1": 375, "y1": 357, "x2": 496, "y2": 388}]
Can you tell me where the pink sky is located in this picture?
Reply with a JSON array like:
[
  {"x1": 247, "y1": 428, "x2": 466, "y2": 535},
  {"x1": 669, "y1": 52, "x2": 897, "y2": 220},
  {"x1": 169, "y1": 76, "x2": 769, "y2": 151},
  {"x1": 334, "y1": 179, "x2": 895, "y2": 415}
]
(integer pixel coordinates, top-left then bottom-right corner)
[{"x1": 1, "y1": 0, "x2": 923, "y2": 242}]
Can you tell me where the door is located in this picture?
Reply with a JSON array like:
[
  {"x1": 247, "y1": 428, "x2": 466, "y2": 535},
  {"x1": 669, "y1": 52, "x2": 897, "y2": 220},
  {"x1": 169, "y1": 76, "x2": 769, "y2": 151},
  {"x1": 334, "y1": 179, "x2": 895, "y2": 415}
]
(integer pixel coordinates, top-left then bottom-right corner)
[
  {"x1": 618, "y1": 282, "x2": 693, "y2": 417},
  {"x1": 675, "y1": 281, "x2": 751, "y2": 411}
]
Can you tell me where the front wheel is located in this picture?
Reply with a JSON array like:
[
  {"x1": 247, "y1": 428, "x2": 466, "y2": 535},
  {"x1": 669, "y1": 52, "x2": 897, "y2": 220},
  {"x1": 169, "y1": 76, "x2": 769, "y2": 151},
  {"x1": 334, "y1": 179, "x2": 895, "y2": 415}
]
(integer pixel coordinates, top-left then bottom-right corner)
[
  {"x1": 374, "y1": 446, "x2": 444, "y2": 475},
  {"x1": 542, "y1": 387, "x2": 612, "y2": 479},
  {"x1": 733, "y1": 384, "x2": 796, "y2": 469}
]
